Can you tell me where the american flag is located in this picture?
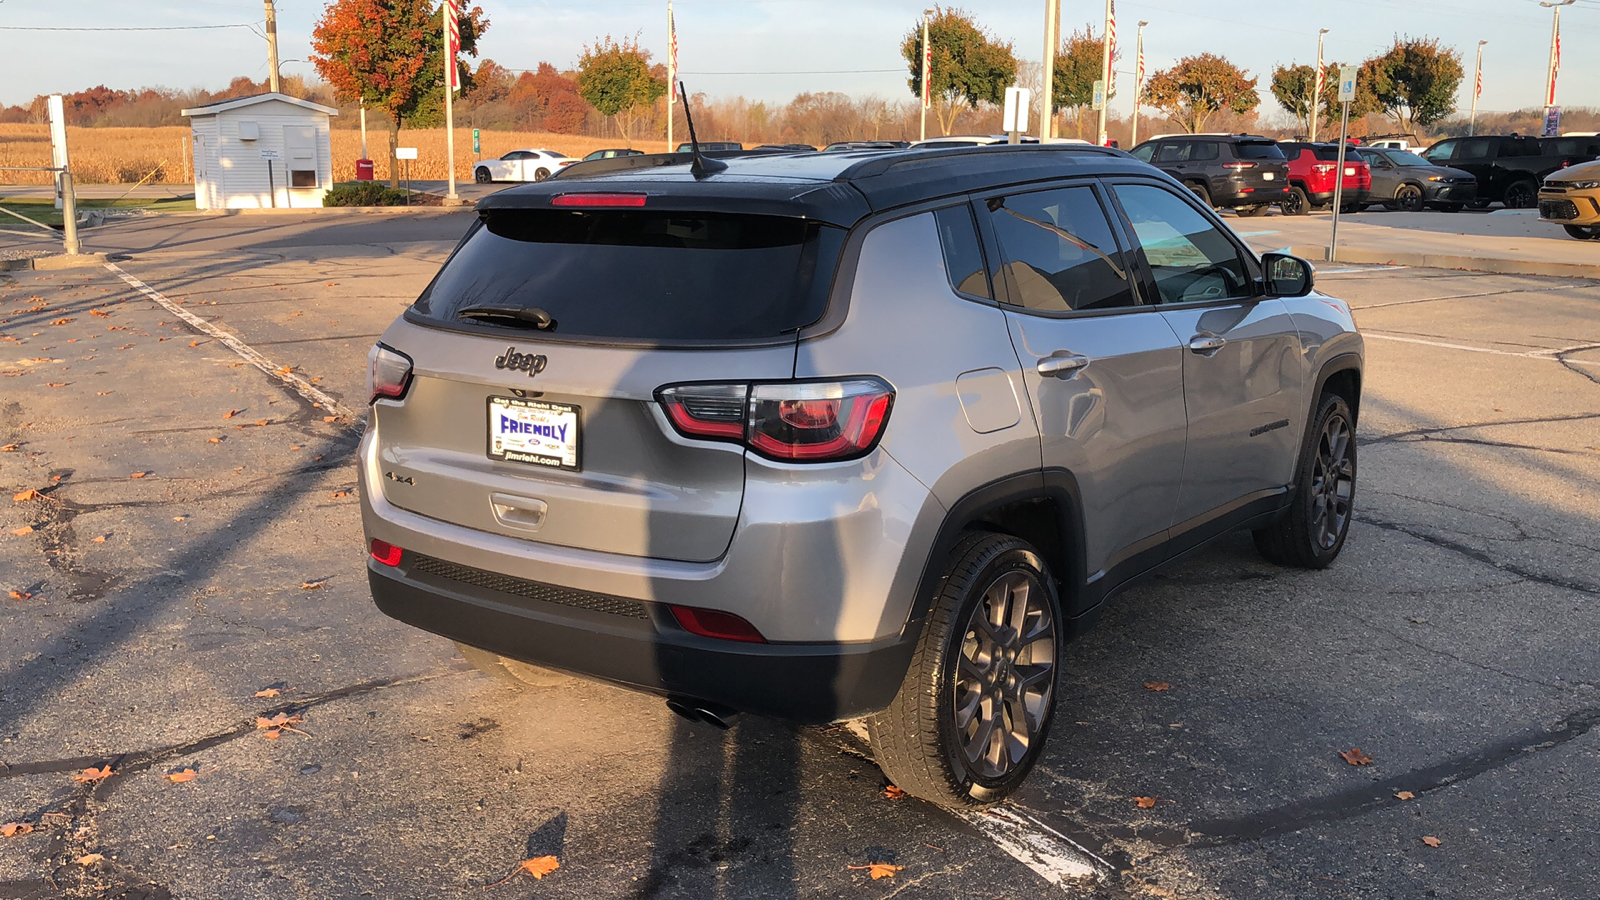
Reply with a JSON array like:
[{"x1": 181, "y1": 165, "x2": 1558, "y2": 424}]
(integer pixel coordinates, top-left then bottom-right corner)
[
  {"x1": 1475, "y1": 67, "x2": 1482, "y2": 100},
  {"x1": 668, "y1": 6, "x2": 678, "y2": 105},
  {"x1": 1137, "y1": 44, "x2": 1144, "y2": 86},
  {"x1": 1548, "y1": 22, "x2": 1560, "y2": 106},
  {"x1": 1107, "y1": 0, "x2": 1117, "y2": 63},
  {"x1": 1314, "y1": 65, "x2": 1324, "y2": 108},
  {"x1": 445, "y1": 0, "x2": 461, "y2": 93}
]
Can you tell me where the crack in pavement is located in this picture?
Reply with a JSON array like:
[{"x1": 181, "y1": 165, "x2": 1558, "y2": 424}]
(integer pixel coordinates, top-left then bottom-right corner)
[
  {"x1": 1356, "y1": 281, "x2": 1597, "y2": 311},
  {"x1": 1356, "y1": 514, "x2": 1600, "y2": 597},
  {"x1": 1364, "y1": 412, "x2": 1600, "y2": 445}
]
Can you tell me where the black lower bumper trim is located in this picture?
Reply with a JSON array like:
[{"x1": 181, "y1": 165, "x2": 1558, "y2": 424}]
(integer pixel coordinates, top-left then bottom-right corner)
[{"x1": 369, "y1": 562, "x2": 916, "y2": 723}]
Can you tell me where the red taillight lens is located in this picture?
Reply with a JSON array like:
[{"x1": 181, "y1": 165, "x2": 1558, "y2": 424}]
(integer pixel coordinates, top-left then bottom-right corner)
[
  {"x1": 367, "y1": 343, "x2": 413, "y2": 403},
  {"x1": 1222, "y1": 161, "x2": 1256, "y2": 170},
  {"x1": 370, "y1": 538, "x2": 403, "y2": 567},
  {"x1": 1313, "y1": 163, "x2": 1337, "y2": 174},
  {"x1": 656, "y1": 379, "x2": 894, "y2": 462},
  {"x1": 669, "y1": 605, "x2": 767, "y2": 643},
  {"x1": 550, "y1": 192, "x2": 647, "y2": 207},
  {"x1": 748, "y1": 379, "x2": 893, "y2": 462}
]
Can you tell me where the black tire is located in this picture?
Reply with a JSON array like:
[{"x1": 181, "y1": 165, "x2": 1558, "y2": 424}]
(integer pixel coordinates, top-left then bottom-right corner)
[
  {"x1": 867, "y1": 532, "x2": 1061, "y2": 808},
  {"x1": 1281, "y1": 186, "x2": 1310, "y2": 216},
  {"x1": 1564, "y1": 225, "x2": 1600, "y2": 241},
  {"x1": 473, "y1": 168, "x2": 491, "y2": 184},
  {"x1": 1237, "y1": 204, "x2": 1271, "y2": 218},
  {"x1": 1254, "y1": 393, "x2": 1357, "y2": 569},
  {"x1": 1186, "y1": 181, "x2": 1212, "y2": 207},
  {"x1": 1470, "y1": 198, "x2": 1491, "y2": 209},
  {"x1": 1435, "y1": 203, "x2": 1464, "y2": 213},
  {"x1": 533, "y1": 167, "x2": 552, "y2": 181},
  {"x1": 455, "y1": 642, "x2": 572, "y2": 689},
  {"x1": 1395, "y1": 184, "x2": 1425, "y2": 212},
  {"x1": 1503, "y1": 180, "x2": 1538, "y2": 210}
]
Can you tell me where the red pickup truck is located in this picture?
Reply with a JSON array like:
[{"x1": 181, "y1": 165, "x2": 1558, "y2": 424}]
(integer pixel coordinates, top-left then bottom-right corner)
[{"x1": 1277, "y1": 142, "x2": 1372, "y2": 215}]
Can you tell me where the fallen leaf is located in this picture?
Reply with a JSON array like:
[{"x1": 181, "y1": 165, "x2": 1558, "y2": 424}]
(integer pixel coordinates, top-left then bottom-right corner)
[
  {"x1": 1338, "y1": 748, "x2": 1373, "y2": 767},
  {"x1": 7, "y1": 590, "x2": 31, "y2": 600},
  {"x1": 73, "y1": 765, "x2": 114, "y2": 783},
  {"x1": 188, "y1": 340, "x2": 200, "y2": 348},
  {"x1": 45, "y1": 382, "x2": 67, "y2": 387},
  {"x1": 1421, "y1": 835, "x2": 1441, "y2": 848},
  {"x1": 209, "y1": 437, "x2": 224, "y2": 443},
  {"x1": 485, "y1": 855, "x2": 561, "y2": 888},
  {"x1": 255, "y1": 712, "x2": 308, "y2": 740},
  {"x1": 1143, "y1": 681, "x2": 1170, "y2": 692},
  {"x1": 90, "y1": 309, "x2": 111, "y2": 318},
  {"x1": 301, "y1": 580, "x2": 324, "y2": 590},
  {"x1": 1134, "y1": 796, "x2": 1157, "y2": 809},
  {"x1": 51, "y1": 318, "x2": 74, "y2": 326},
  {"x1": 12, "y1": 489, "x2": 39, "y2": 503},
  {"x1": 223, "y1": 409, "x2": 239, "y2": 419},
  {"x1": 276, "y1": 365, "x2": 293, "y2": 375},
  {"x1": 881, "y1": 785, "x2": 906, "y2": 800},
  {"x1": 91, "y1": 535, "x2": 106, "y2": 543},
  {"x1": 0, "y1": 444, "x2": 17, "y2": 452},
  {"x1": 329, "y1": 490, "x2": 349, "y2": 499},
  {"x1": 847, "y1": 863, "x2": 902, "y2": 880},
  {"x1": 129, "y1": 471, "x2": 148, "y2": 479},
  {"x1": 11, "y1": 526, "x2": 32, "y2": 536},
  {"x1": 323, "y1": 416, "x2": 337, "y2": 423},
  {"x1": 1, "y1": 821, "x2": 34, "y2": 837},
  {"x1": 254, "y1": 688, "x2": 281, "y2": 698},
  {"x1": 165, "y1": 766, "x2": 200, "y2": 784},
  {"x1": 1395, "y1": 791, "x2": 1416, "y2": 801},
  {"x1": 76, "y1": 853, "x2": 104, "y2": 865},
  {"x1": 254, "y1": 420, "x2": 268, "y2": 427}
]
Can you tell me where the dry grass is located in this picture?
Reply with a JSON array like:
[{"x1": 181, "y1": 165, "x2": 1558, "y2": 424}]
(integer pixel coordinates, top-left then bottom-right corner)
[{"x1": 0, "y1": 124, "x2": 644, "y2": 185}]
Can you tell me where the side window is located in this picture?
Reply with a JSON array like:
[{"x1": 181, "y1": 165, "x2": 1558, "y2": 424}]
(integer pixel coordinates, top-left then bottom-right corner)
[
  {"x1": 1422, "y1": 141, "x2": 1454, "y2": 162},
  {"x1": 1155, "y1": 143, "x2": 1190, "y2": 163},
  {"x1": 983, "y1": 186, "x2": 1135, "y2": 313},
  {"x1": 933, "y1": 205, "x2": 992, "y2": 301},
  {"x1": 1458, "y1": 138, "x2": 1493, "y2": 160},
  {"x1": 1111, "y1": 183, "x2": 1252, "y2": 305},
  {"x1": 1130, "y1": 144, "x2": 1156, "y2": 163},
  {"x1": 1190, "y1": 142, "x2": 1220, "y2": 162}
]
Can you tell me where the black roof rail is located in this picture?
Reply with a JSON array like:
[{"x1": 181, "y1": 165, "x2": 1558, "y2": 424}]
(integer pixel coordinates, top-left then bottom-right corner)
[
  {"x1": 556, "y1": 147, "x2": 795, "y2": 180},
  {"x1": 836, "y1": 142, "x2": 1122, "y2": 181}
]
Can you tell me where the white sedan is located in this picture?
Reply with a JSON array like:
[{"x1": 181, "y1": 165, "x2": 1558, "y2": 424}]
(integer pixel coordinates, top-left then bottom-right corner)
[{"x1": 472, "y1": 149, "x2": 576, "y2": 183}]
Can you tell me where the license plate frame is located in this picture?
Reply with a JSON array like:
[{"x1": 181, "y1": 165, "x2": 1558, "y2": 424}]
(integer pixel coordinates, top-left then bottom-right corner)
[{"x1": 486, "y1": 396, "x2": 581, "y2": 471}]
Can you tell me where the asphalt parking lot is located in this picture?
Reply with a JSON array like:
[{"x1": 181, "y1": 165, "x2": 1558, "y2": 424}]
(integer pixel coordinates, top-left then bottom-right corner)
[{"x1": 2, "y1": 210, "x2": 1599, "y2": 899}]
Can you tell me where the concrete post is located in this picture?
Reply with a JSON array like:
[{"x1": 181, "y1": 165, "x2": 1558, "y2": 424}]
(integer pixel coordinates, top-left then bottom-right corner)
[{"x1": 60, "y1": 171, "x2": 81, "y2": 256}]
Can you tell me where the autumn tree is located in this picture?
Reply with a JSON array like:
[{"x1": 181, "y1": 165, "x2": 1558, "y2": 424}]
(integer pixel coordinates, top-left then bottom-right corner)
[
  {"x1": 1359, "y1": 37, "x2": 1464, "y2": 131},
  {"x1": 575, "y1": 35, "x2": 666, "y2": 144},
  {"x1": 901, "y1": 7, "x2": 1018, "y2": 135},
  {"x1": 1052, "y1": 25, "x2": 1114, "y2": 139},
  {"x1": 1143, "y1": 54, "x2": 1259, "y2": 134},
  {"x1": 311, "y1": 0, "x2": 488, "y2": 185},
  {"x1": 1270, "y1": 64, "x2": 1319, "y2": 135}
]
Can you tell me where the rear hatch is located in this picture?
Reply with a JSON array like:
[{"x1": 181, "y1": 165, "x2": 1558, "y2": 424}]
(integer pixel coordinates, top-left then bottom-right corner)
[
  {"x1": 373, "y1": 201, "x2": 845, "y2": 562},
  {"x1": 1308, "y1": 145, "x2": 1369, "y2": 190},
  {"x1": 1228, "y1": 140, "x2": 1289, "y2": 190}
]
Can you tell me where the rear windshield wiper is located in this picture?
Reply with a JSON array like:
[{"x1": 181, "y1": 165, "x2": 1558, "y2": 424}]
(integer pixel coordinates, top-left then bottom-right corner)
[{"x1": 457, "y1": 305, "x2": 557, "y2": 330}]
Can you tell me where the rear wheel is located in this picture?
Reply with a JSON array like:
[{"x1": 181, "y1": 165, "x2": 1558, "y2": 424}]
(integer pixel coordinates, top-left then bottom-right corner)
[
  {"x1": 1470, "y1": 198, "x2": 1491, "y2": 209},
  {"x1": 1186, "y1": 181, "x2": 1212, "y2": 208},
  {"x1": 1340, "y1": 201, "x2": 1362, "y2": 214},
  {"x1": 533, "y1": 167, "x2": 552, "y2": 181},
  {"x1": 1564, "y1": 225, "x2": 1600, "y2": 240},
  {"x1": 1503, "y1": 180, "x2": 1538, "y2": 209},
  {"x1": 473, "y1": 167, "x2": 491, "y2": 184},
  {"x1": 455, "y1": 642, "x2": 572, "y2": 689},
  {"x1": 1254, "y1": 393, "x2": 1357, "y2": 569},
  {"x1": 867, "y1": 532, "x2": 1061, "y2": 807},
  {"x1": 1280, "y1": 186, "x2": 1310, "y2": 216},
  {"x1": 1395, "y1": 184, "x2": 1425, "y2": 212}
]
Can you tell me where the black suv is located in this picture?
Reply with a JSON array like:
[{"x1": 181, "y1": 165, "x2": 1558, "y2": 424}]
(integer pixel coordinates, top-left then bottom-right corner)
[
  {"x1": 1422, "y1": 134, "x2": 1600, "y2": 208},
  {"x1": 1129, "y1": 134, "x2": 1291, "y2": 217}
]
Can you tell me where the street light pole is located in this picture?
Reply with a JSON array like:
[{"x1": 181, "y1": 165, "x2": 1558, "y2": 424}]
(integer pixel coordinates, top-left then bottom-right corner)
[
  {"x1": 1130, "y1": 21, "x2": 1147, "y2": 148},
  {"x1": 443, "y1": 2, "x2": 458, "y2": 200},
  {"x1": 1309, "y1": 28, "x2": 1328, "y2": 142},
  {"x1": 1470, "y1": 40, "x2": 1486, "y2": 136},
  {"x1": 1095, "y1": 0, "x2": 1111, "y2": 146},
  {"x1": 1041, "y1": 0, "x2": 1059, "y2": 141},
  {"x1": 920, "y1": 10, "x2": 933, "y2": 141}
]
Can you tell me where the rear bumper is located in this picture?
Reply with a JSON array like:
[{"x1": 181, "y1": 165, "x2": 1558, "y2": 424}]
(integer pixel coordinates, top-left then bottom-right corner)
[
  {"x1": 368, "y1": 559, "x2": 916, "y2": 722},
  {"x1": 1216, "y1": 184, "x2": 1291, "y2": 207}
]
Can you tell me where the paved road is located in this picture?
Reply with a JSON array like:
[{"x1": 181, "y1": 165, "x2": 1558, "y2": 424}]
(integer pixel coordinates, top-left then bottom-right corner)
[{"x1": 2, "y1": 212, "x2": 1598, "y2": 899}]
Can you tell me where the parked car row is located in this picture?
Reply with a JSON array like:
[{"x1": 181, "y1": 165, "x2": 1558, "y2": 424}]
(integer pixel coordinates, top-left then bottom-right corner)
[{"x1": 1421, "y1": 133, "x2": 1600, "y2": 209}]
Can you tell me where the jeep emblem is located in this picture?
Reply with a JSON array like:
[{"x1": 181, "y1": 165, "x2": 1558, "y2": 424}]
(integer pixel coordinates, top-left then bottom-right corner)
[{"x1": 494, "y1": 346, "x2": 547, "y2": 377}]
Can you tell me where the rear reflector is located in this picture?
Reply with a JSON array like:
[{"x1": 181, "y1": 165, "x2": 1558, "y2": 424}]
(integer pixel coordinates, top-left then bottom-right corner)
[
  {"x1": 551, "y1": 193, "x2": 647, "y2": 207},
  {"x1": 370, "y1": 538, "x2": 404, "y2": 567},
  {"x1": 669, "y1": 605, "x2": 767, "y2": 643}
]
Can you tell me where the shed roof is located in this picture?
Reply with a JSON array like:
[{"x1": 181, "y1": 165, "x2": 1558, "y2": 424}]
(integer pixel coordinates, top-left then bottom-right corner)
[{"x1": 181, "y1": 92, "x2": 338, "y2": 118}]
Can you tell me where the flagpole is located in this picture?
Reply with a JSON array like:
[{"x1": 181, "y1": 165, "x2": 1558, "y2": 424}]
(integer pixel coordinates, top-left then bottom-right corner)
[
  {"x1": 1041, "y1": 0, "x2": 1058, "y2": 141},
  {"x1": 1541, "y1": 1, "x2": 1569, "y2": 110},
  {"x1": 666, "y1": 0, "x2": 675, "y2": 153},
  {"x1": 443, "y1": 0, "x2": 458, "y2": 200},
  {"x1": 1130, "y1": 21, "x2": 1146, "y2": 148},
  {"x1": 1096, "y1": 0, "x2": 1112, "y2": 146},
  {"x1": 1310, "y1": 28, "x2": 1328, "y2": 142},
  {"x1": 1470, "y1": 40, "x2": 1486, "y2": 136}
]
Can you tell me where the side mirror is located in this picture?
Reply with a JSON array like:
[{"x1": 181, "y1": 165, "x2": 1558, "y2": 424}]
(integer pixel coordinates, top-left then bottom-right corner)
[{"x1": 1261, "y1": 252, "x2": 1314, "y2": 297}]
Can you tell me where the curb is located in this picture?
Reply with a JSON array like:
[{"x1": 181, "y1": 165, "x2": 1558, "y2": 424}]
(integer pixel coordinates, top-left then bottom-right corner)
[
  {"x1": 158, "y1": 204, "x2": 468, "y2": 218},
  {"x1": 1288, "y1": 245, "x2": 1600, "y2": 280},
  {"x1": 1, "y1": 252, "x2": 110, "y2": 271}
]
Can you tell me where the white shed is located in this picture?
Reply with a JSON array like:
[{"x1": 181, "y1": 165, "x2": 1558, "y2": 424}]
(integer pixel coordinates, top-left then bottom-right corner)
[{"x1": 181, "y1": 93, "x2": 338, "y2": 210}]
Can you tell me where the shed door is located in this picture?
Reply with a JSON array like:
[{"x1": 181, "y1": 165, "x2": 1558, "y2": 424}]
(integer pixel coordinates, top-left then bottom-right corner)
[{"x1": 285, "y1": 126, "x2": 318, "y2": 189}]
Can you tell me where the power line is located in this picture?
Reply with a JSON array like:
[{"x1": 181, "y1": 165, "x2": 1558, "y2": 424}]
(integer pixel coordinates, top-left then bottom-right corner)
[
  {"x1": 0, "y1": 22, "x2": 261, "y2": 32},
  {"x1": 680, "y1": 68, "x2": 904, "y2": 75}
]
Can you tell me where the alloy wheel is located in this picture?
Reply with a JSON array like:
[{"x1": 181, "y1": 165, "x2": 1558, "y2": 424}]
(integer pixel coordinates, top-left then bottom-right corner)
[
  {"x1": 1504, "y1": 182, "x2": 1536, "y2": 209},
  {"x1": 953, "y1": 570, "x2": 1056, "y2": 780},
  {"x1": 1309, "y1": 413, "x2": 1355, "y2": 550},
  {"x1": 1396, "y1": 185, "x2": 1424, "y2": 212}
]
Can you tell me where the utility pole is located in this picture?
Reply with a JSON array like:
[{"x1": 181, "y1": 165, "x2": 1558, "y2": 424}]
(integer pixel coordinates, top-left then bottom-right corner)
[
  {"x1": 1541, "y1": 1, "x2": 1572, "y2": 112},
  {"x1": 1095, "y1": 0, "x2": 1112, "y2": 146},
  {"x1": 443, "y1": 0, "x2": 458, "y2": 200},
  {"x1": 1041, "y1": 0, "x2": 1059, "y2": 140},
  {"x1": 1470, "y1": 40, "x2": 1486, "y2": 136},
  {"x1": 1130, "y1": 21, "x2": 1146, "y2": 147},
  {"x1": 920, "y1": 9, "x2": 933, "y2": 141},
  {"x1": 1309, "y1": 27, "x2": 1328, "y2": 142},
  {"x1": 265, "y1": 0, "x2": 281, "y2": 94}
]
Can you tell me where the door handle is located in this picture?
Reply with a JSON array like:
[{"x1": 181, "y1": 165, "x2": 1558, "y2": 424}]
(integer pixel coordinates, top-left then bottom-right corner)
[
  {"x1": 1189, "y1": 334, "x2": 1227, "y2": 355},
  {"x1": 1036, "y1": 354, "x2": 1090, "y2": 378}
]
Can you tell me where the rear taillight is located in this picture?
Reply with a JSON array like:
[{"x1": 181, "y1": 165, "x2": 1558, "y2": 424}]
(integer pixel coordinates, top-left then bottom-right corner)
[
  {"x1": 657, "y1": 378, "x2": 894, "y2": 463},
  {"x1": 367, "y1": 343, "x2": 413, "y2": 403},
  {"x1": 370, "y1": 538, "x2": 404, "y2": 567},
  {"x1": 1313, "y1": 163, "x2": 1337, "y2": 174},
  {"x1": 1222, "y1": 162, "x2": 1256, "y2": 170},
  {"x1": 668, "y1": 605, "x2": 767, "y2": 643}
]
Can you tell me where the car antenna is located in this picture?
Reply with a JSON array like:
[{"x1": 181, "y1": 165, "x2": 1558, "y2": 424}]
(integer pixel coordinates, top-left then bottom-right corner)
[{"x1": 678, "y1": 81, "x2": 726, "y2": 178}]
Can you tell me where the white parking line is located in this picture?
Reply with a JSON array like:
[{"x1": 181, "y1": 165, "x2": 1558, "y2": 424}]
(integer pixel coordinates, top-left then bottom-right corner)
[
  {"x1": 104, "y1": 262, "x2": 363, "y2": 422},
  {"x1": 959, "y1": 806, "x2": 1110, "y2": 889},
  {"x1": 1365, "y1": 331, "x2": 1600, "y2": 367}
]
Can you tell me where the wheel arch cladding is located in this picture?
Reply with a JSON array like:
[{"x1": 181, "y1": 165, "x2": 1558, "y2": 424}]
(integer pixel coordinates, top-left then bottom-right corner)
[{"x1": 1319, "y1": 363, "x2": 1362, "y2": 426}]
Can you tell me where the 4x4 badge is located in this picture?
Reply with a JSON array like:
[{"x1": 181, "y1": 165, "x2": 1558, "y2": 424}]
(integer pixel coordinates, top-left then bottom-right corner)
[{"x1": 494, "y1": 346, "x2": 548, "y2": 377}]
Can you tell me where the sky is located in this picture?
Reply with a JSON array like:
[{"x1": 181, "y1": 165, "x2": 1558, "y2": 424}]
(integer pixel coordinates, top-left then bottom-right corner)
[{"x1": 2, "y1": 0, "x2": 1598, "y2": 120}]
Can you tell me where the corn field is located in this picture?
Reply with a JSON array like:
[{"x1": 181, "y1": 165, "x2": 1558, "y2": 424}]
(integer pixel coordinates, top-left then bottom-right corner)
[{"x1": 0, "y1": 124, "x2": 636, "y2": 185}]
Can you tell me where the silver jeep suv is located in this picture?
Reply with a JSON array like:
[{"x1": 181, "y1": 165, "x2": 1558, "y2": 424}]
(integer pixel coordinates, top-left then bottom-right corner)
[{"x1": 359, "y1": 145, "x2": 1363, "y2": 807}]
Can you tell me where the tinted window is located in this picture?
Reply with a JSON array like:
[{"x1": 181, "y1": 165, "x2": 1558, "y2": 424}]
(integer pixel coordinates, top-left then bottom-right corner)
[
  {"x1": 984, "y1": 186, "x2": 1134, "y2": 313},
  {"x1": 934, "y1": 205, "x2": 991, "y2": 300},
  {"x1": 1130, "y1": 144, "x2": 1156, "y2": 163},
  {"x1": 1548, "y1": 138, "x2": 1598, "y2": 157},
  {"x1": 1235, "y1": 142, "x2": 1285, "y2": 160},
  {"x1": 1112, "y1": 184, "x2": 1251, "y2": 304},
  {"x1": 1422, "y1": 141, "x2": 1455, "y2": 162},
  {"x1": 1189, "y1": 142, "x2": 1220, "y2": 161},
  {"x1": 1458, "y1": 138, "x2": 1494, "y2": 159},
  {"x1": 1501, "y1": 138, "x2": 1542, "y2": 157},
  {"x1": 413, "y1": 210, "x2": 843, "y2": 342},
  {"x1": 1155, "y1": 143, "x2": 1190, "y2": 163}
]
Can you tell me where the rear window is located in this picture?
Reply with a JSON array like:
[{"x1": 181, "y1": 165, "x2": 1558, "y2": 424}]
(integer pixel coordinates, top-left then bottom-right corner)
[
  {"x1": 1549, "y1": 138, "x2": 1600, "y2": 157},
  {"x1": 413, "y1": 209, "x2": 844, "y2": 342},
  {"x1": 1310, "y1": 146, "x2": 1345, "y2": 161},
  {"x1": 1236, "y1": 142, "x2": 1285, "y2": 160}
]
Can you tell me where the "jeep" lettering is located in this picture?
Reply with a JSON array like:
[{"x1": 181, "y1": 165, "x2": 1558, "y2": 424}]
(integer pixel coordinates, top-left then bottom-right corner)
[{"x1": 494, "y1": 346, "x2": 548, "y2": 377}]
